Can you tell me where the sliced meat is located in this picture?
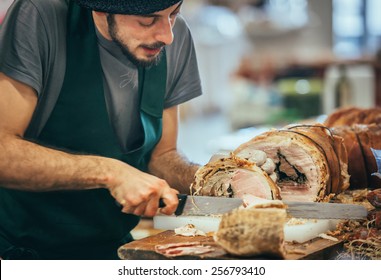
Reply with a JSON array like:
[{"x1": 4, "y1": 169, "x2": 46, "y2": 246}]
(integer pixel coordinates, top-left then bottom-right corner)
[
  {"x1": 155, "y1": 242, "x2": 214, "y2": 257},
  {"x1": 191, "y1": 154, "x2": 281, "y2": 200}
]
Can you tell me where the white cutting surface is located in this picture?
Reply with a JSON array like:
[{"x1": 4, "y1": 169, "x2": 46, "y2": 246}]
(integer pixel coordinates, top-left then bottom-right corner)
[{"x1": 153, "y1": 215, "x2": 339, "y2": 243}]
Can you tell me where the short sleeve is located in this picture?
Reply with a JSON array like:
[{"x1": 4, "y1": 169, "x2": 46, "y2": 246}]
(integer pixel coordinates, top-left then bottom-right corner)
[{"x1": 164, "y1": 15, "x2": 203, "y2": 108}]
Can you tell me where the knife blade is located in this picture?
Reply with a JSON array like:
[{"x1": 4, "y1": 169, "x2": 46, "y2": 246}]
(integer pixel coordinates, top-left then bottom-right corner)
[
  {"x1": 159, "y1": 194, "x2": 243, "y2": 216},
  {"x1": 283, "y1": 201, "x2": 368, "y2": 220}
]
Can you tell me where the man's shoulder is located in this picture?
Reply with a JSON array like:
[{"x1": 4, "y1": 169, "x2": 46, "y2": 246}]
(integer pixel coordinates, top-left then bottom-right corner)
[
  {"x1": 173, "y1": 15, "x2": 191, "y2": 35},
  {"x1": 28, "y1": 0, "x2": 68, "y2": 17},
  {"x1": 29, "y1": 0, "x2": 68, "y2": 9},
  {"x1": 170, "y1": 15, "x2": 193, "y2": 53}
]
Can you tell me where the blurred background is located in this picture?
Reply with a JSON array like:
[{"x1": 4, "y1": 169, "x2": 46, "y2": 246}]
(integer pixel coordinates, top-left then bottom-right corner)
[
  {"x1": 2, "y1": 0, "x2": 381, "y2": 165},
  {"x1": 177, "y1": 0, "x2": 381, "y2": 165}
]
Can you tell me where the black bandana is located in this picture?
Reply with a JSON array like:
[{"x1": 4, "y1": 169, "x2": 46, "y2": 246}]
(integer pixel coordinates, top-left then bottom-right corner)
[{"x1": 75, "y1": 0, "x2": 183, "y2": 15}]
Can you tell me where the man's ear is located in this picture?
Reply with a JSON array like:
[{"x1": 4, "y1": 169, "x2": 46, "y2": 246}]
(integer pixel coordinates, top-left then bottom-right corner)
[
  {"x1": 92, "y1": 11, "x2": 111, "y2": 39},
  {"x1": 93, "y1": 11, "x2": 108, "y2": 17}
]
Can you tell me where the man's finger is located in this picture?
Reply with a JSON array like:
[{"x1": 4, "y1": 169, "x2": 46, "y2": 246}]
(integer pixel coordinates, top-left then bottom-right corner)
[
  {"x1": 132, "y1": 202, "x2": 148, "y2": 216},
  {"x1": 158, "y1": 192, "x2": 178, "y2": 215}
]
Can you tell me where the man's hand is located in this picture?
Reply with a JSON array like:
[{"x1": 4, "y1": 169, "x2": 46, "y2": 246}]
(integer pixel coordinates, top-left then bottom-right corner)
[{"x1": 108, "y1": 161, "x2": 179, "y2": 217}]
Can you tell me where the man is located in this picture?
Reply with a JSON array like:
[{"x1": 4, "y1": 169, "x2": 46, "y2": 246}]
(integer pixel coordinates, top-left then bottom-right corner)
[{"x1": 0, "y1": 0, "x2": 202, "y2": 259}]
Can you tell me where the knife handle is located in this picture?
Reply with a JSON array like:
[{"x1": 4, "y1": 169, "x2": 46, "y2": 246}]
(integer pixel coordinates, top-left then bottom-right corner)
[
  {"x1": 116, "y1": 193, "x2": 188, "y2": 216},
  {"x1": 159, "y1": 193, "x2": 188, "y2": 216}
]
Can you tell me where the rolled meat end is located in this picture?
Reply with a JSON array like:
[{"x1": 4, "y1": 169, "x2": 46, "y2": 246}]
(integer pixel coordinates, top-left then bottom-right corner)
[
  {"x1": 234, "y1": 124, "x2": 350, "y2": 202},
  {"x1": 191, "y1": 154, "x2": 281, "y2": 201}
]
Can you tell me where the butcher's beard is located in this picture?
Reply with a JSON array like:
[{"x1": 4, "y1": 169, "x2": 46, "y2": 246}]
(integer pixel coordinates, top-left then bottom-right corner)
[{"x1": 107, "y1": 15, "x2": 164, "y2": 68}]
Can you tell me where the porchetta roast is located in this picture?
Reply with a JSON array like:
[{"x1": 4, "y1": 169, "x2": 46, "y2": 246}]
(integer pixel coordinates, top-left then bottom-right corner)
[
  {"x1": 189, "y1": 107, "x2": 381, "y2": 258},
  {"x1": 191, "y1": 124, "x2": 350, "y2": 202},
  {"x1": 190, "y1": 124, "x2": 350, "y2": 258},
  {"x1": 190, "y1": 123, "x2": 351, "y2": 257}
]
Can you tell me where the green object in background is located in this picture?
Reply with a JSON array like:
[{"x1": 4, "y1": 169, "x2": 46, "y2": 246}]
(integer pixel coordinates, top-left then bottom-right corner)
[
  {"x1": 266, "y1": 108, "x2": 302, "y2": 126},
  {"x1": 277, "y1": 78, "x2": 323, "y2": 119}
]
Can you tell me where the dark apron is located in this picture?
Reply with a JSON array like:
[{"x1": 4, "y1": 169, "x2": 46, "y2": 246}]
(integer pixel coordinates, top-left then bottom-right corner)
[{"x1": 0, "y1": 0, "x2": 166, "y2": 259}]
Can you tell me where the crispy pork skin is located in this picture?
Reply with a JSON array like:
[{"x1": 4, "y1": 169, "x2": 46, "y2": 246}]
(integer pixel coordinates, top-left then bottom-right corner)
[
  {"x1": 331, "y1": 124, "x2": 381, "y2": 189},
  {"x1": 324, "y1": 106, "x2": 381, "y2": 127},
  {"x1": 234, "y1": 124, "x2": 350, "y2": 202},
  {"x1": 324, "y1": 107, "x2": 381, "y2": 189}
]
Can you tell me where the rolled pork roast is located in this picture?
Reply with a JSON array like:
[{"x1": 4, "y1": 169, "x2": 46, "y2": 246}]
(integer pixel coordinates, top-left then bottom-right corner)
[
  {"x1": 188, "y1": 107, "x2": 381, "y2": 258},
  {"x1": 191, "y1": 107, "x2": 381, "y2": 201},
  {"x1": 323, "y1": 106, "x2": 381, "y2": 189},
  {"x1": 191, "y1": 124, "x2": 350, "y2": 203}
]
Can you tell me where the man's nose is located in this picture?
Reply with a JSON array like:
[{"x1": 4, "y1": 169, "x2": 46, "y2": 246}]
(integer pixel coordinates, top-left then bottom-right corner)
[{"x1": 154, "y1": 18, "x2": 174, "y2": 46}]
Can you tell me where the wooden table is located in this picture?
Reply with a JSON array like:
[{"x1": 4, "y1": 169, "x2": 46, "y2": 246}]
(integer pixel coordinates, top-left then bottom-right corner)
[{"x1": 118, "y1": 230, "x2": 343, "y2": 260}]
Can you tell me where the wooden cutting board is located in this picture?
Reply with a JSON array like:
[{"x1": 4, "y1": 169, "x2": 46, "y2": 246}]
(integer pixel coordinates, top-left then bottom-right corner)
[{"x1": 118, "y1": 230, "x2": 343, "y2": 260}]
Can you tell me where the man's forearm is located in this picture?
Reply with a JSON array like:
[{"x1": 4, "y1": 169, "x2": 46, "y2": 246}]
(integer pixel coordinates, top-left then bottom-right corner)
[
  {"x1": 148, "y1": 149, "x2": 200, "y2": 194},
  {"x1": 0, "y1": 133, "x2": 181, "y2": 216},
  {"x1": 0, "y1": 134, "x2": 119, "y2": 191}
]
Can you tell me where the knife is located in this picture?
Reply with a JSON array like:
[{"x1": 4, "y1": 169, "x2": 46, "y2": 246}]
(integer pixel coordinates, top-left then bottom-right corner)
[
  {"x1": 283, "y1": 201, "x2": 368, "y2": 220},
  {"x1": 157, "y1": 195, "x2": 368, "y2": 220},
  {"x1": 159, "y1": 194, "x2": 243, "y2": 216}
]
